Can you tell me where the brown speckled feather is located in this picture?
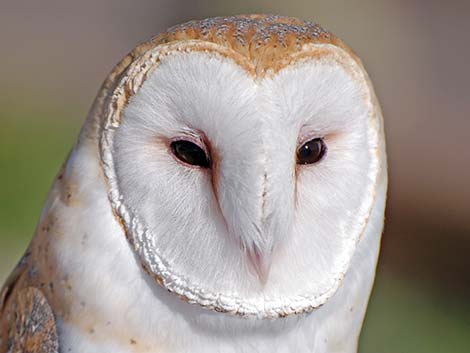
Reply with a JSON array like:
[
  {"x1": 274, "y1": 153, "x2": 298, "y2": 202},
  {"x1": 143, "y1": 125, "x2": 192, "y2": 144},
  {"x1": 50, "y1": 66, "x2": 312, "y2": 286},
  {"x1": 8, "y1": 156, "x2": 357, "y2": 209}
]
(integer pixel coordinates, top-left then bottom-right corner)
[
  {"x1": 0, "y1": 254, "x2": 58, "y2": 353},
  {"x1": 115, "y1": 15, "x2": 358, "y2": 78}
]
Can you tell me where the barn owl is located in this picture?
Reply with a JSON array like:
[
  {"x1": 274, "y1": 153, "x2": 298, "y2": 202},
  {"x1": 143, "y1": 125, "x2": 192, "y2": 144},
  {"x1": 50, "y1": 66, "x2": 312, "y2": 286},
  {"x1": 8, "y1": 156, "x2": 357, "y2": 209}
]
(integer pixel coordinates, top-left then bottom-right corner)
[{"x1": 0, "y1": 14, "x2": 387, "y2": 353}]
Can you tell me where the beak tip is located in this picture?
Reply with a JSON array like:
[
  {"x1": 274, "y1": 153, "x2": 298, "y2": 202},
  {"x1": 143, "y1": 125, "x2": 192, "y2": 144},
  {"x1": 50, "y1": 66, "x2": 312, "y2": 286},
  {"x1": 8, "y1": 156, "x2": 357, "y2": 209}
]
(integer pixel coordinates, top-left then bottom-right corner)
[
  {"x1": 257, "y1": 266, "x2": 270, "y2": 286},
  {"x1": 247, "y1": 247, "x2": 272, "y2": 286}
]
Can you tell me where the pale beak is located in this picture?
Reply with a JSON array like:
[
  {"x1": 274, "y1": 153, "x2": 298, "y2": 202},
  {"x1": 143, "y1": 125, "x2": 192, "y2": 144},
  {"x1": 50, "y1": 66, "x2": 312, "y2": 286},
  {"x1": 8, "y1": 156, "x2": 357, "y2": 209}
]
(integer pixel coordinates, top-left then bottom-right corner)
[{"x1": 247, "y1": 245, "x2": 273, "y2": 285}]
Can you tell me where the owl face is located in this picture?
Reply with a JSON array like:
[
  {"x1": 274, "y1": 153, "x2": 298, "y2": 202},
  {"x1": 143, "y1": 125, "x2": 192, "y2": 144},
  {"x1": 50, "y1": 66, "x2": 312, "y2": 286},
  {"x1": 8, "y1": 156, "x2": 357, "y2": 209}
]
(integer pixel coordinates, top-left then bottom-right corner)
[{"x1": 100, "y1": 17, "x2": 382, "y2": 318}]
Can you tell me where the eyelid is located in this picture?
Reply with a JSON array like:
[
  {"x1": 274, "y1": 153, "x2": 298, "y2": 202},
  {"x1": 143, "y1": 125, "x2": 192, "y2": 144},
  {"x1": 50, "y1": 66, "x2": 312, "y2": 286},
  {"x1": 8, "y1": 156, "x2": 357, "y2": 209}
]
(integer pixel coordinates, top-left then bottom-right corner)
[
  {"x1": 169, "y1": 133, "x2": 209, "y2": 156},
  {"x1": 297, "y1": 134, "x2": 325, "y2": 150},
  {"x1": 297, "y1": 123, "x2": 322, "y2": 143}
]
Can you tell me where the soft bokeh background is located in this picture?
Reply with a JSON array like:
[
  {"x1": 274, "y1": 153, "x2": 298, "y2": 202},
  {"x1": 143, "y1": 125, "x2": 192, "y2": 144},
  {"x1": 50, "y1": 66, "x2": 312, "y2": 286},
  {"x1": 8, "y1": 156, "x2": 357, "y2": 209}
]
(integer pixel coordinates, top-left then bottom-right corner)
[{"x1": 1, "y1": 0, "x2": 469, "y2": 351}]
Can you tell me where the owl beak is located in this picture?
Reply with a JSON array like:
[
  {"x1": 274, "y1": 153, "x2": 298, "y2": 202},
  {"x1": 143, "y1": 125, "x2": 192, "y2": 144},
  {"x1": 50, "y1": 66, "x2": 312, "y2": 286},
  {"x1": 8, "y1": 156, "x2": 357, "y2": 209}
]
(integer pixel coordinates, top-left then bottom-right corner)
[{"x1": 247, "y1": 246, "x2": 273, "y2": 285}]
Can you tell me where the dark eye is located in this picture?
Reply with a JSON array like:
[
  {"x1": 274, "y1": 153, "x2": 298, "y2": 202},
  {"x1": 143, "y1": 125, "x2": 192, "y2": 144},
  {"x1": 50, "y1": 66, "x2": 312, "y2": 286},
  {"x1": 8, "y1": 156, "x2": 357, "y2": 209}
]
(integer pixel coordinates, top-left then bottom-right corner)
[
  {"x1": 297, "y1": 138, "x2": 327, "y2": 165},
  {"x1": 170, "y1": 140, "x2": 210, "y2": 168}
]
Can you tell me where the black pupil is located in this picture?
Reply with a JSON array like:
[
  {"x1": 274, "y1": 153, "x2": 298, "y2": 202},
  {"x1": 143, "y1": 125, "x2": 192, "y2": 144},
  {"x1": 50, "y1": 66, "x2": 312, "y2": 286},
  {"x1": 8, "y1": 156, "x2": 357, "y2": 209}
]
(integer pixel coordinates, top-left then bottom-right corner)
[
  {"x1": 297, "y1": 138, "x2": 326, "y2": 165},
  {"x1": 170, "y1": 140, "x2": 210, "y2": 168}
]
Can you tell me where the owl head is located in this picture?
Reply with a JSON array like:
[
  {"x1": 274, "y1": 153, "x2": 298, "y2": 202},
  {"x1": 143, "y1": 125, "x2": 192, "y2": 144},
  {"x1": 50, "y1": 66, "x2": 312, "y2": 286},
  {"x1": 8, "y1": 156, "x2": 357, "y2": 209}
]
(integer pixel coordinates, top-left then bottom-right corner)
[{"x1": 90, "y1": 15, "x2": 386, "y2": 319}]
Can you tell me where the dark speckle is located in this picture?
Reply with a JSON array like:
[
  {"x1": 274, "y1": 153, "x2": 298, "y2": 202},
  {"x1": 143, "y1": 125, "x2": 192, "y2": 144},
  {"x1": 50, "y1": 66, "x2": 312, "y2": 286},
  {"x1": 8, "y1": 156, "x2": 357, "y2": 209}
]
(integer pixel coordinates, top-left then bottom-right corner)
[{"x1": 165, "y1": 15, "x2": 330, "y2": 48}]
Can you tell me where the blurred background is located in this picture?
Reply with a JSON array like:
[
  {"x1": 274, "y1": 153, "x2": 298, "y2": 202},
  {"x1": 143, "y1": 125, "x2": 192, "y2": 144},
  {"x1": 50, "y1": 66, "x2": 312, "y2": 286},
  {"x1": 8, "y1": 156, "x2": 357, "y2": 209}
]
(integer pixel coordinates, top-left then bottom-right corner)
[{"x1": 0, "y1": 0, "x2": 469, "y2": 351}]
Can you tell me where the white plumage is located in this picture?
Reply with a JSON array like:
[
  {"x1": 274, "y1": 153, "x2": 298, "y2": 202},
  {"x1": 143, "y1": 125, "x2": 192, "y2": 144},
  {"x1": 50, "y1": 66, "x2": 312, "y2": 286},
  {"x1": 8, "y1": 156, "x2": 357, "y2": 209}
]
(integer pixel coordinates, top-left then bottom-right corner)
[{"x1": 0, "y1": 15, "x2": 387, "y2": 353}]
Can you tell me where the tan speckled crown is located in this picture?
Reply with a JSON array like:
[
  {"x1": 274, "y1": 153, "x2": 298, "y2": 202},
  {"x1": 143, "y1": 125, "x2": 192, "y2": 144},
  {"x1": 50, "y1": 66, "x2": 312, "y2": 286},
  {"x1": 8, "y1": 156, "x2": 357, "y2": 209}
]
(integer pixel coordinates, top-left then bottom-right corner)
[
  {"x1": 157, "y1": 15, "x2": 332, "y2": 73},
  {"x1": 111, "y1": 15, "x2": 357, "y2": 77}
]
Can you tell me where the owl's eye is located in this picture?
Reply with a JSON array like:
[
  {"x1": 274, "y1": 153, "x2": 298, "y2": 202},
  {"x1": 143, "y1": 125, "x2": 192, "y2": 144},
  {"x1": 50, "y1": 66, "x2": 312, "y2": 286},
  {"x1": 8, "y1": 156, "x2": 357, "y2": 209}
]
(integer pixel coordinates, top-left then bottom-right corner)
[
  {"x1": 297, "y1": 138, "x2": 327, "y2": 165},
  {"x1": 170, "y1": 140, "x2": 211, "y2": 168}
]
